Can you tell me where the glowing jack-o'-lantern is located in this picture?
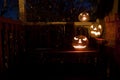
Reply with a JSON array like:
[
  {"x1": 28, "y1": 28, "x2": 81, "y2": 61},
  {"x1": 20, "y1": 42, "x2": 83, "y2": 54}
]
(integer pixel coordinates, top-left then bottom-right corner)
[
  {"x1": 89, "y1": 23, "x2": 103, "y2": 38},
  {"x1": 72, "y1": 35, "x2": 89, "y2": 49},
  {"x1": 78, "y1": 12, "x2": 89, "y2": 22}
]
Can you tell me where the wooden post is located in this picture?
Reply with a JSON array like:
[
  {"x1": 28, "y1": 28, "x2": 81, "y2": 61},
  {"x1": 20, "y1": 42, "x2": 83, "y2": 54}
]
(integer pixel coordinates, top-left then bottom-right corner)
[
  {"x1": 110, "y1": 0, "x2": 119, "y2": 15},
  {"x1": 18, "y1": 0, "x2": 26, "y2": 22},
  {"x1": 3, "y1": 0, "x2": 7, "y2": 8},
  {"x1": 0, "y1": 22, "x2": 3, "y2": 72}
]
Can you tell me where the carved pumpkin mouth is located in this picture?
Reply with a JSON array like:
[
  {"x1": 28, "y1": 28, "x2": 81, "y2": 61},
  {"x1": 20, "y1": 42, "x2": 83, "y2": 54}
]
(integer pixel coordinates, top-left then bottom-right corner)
[
  {"x1": 91, "y1": 31, "x2": 101, "y2": 36},
  {"x1": 73, "y1": 45, "x2": 87, "y2": 49}
]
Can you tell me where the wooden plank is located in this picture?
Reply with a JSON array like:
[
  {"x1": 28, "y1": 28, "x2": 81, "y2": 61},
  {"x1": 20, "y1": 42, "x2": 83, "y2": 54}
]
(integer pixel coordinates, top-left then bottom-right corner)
[
  {"x1": 0, "y1": 23, "x2": 3, "y2": 72},
  {"x1": 0, "y1": 17, "x2": 21, "y2": 24},
  {"x1": 18, "y1": 0, "x2": 26, "y2": 21},
  {"x1": 23, "y1": 22, "x2": 92, "y2": 26}
]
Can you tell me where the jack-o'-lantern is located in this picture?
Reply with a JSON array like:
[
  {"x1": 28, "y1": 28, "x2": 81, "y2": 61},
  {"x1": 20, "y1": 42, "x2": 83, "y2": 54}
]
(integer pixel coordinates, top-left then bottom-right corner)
[
  {"x1": 89, "y1": 23, "x2": 102, "y2": 38},
  {"x1": 78, "y1": 12, "x2": 89, "y2": 22},
  {"x1": 72, "y1": 35, "x2": 89, "y2": 49}
]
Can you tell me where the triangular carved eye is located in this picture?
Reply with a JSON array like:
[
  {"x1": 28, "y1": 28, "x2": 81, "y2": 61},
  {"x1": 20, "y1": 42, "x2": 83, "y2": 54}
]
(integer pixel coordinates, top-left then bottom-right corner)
[
  {"x1": 98, "y1": 25, "x2": 102, "y2": 29},
  {"x1": 90, "y1": 25, "x2": 94, "y2": 28}
]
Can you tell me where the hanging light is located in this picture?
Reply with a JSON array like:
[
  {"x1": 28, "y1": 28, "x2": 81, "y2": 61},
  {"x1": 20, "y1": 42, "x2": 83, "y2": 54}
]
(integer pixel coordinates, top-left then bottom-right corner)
[{"x1": 78, "y1": 12, "x2": 90, "y2": 22}]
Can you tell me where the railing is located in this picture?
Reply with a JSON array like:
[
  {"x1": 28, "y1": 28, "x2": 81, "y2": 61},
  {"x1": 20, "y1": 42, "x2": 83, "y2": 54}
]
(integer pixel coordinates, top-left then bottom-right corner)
[
  {"x1": 24, "y1": 21, "x2": 95, "y2": 49},
  {"x1": 0, "y1": 17, "x2": 26, "y2": 72},
  {"x1": 0, "y1": 19, "x2": 95, "y2": 72}
]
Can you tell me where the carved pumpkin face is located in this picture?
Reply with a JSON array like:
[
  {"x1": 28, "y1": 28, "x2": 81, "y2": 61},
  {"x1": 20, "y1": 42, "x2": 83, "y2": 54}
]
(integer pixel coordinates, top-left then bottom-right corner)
[
  {"x1": 72, "y1": 35, "x2": 89, "y2": 49},
  {"x1": 78, "y1": 12, "x2": 89, "y2": 22},
  {"x1": 89, "y1": 23, "x2": 102, "y2": 38}
]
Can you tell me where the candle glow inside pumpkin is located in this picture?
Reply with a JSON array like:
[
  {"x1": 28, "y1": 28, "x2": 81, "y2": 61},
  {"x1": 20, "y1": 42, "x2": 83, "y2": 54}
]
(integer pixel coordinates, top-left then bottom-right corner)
[
  {"x1": 78, "y1": 12, "x2": 89, "y2": 22},
  {"x1": 89, "y1": 24, "x2": 102, "y2": 37},
  {"x1": 72, "y1": 35, "x2": 89, "y2": 49}
]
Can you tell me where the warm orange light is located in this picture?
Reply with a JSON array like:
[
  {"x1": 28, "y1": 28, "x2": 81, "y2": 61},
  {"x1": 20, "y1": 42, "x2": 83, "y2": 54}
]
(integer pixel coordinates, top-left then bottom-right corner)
[
  {"x1": 73, "y1": 45, "x2": 87, "y2": 49},
  {"x1": 78, "y1": 12, "x2": 89, "y2": 22},
  {"x1": 72, "y1": 35, "x2": 89, "y2": 49},
  {"x1": 89, "y1": 23, "x2": 102, "y2": 38}
]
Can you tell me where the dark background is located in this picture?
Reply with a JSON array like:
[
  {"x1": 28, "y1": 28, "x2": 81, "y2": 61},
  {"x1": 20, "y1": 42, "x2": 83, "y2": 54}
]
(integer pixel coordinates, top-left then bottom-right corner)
[{"x1": 0, "y1": 0, "x2": 114, "y2": 22}]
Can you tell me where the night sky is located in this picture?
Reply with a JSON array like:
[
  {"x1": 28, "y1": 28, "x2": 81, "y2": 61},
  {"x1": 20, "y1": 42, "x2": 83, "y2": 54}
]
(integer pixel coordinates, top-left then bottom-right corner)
[
  {"x1": 0, "y1": 0, "x2": 4, "y2": 15},
  {"x1": 25, "y1": 0, "x2": 95, "y2": 22},
  {"x1": 0, "y1": 0, "x2": 113, "y2": 21},
  {"x1": 0, "y1": 0, "x2": 19, "y2": 20}
]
